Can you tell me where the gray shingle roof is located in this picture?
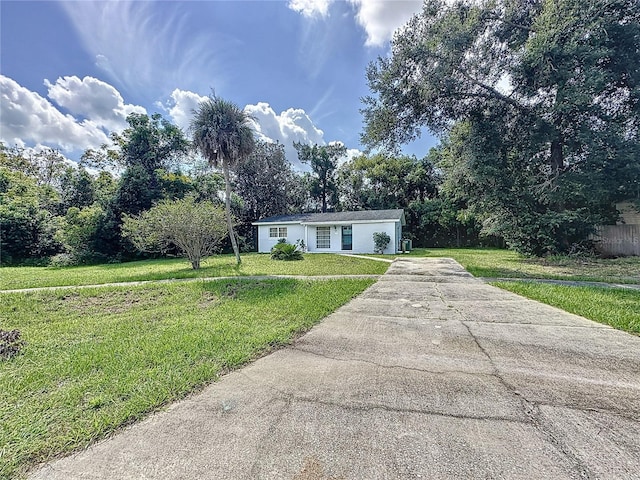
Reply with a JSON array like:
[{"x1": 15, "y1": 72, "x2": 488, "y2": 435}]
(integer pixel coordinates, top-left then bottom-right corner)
[{"x1": 253, "y1": 209, "x2": 405, "y2": 224}]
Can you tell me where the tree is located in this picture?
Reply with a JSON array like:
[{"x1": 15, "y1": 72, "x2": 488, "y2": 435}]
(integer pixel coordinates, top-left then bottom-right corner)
[
  {"x1": 233, "y1": 140, "x2": 298, "y2": 246},
  {"x1": 80, "y1": 113, "x2": 190, "y2": 260},
  {"x1": 0, "y1": 144, "x2": 69, "y2": 188},
  {"x1": 190, "y1": 96, "x2": 255, "y2": 265},
  {"x1": 81, "y1": 113, "x2": 189, "y2": 174},
  {"x1": 294, "y1": 142, "x2": 346, "y2": 213},
  {"x1": 338, "y1": 153, "x2": 438, "y2": 210},
  {"x1": 235, "y1": 140, "x2": 295, "y2": 221},
  {"x1": 122, "y1": 196, "x2": 227, "y2": 270},
  {"x1": 56, "y1": 204, "x2": 105, "y2": 264},
  {"x1": 0, "y1": 167, "x2": 60, "y2": 264},
  {"x1": 362, "y1": 0, "x2": 640, "y2": 255},
  {"x1": 58, "y1": 166, "x2": 96, "y2": 213},
  {"x1": 81, "y1": 112, "x2": 190, "y2": 214}
]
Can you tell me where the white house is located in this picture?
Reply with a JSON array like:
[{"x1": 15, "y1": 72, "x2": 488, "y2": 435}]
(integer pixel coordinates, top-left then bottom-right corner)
[{"x1": 253, "y1": 209, "x2": 406, "y2": 254}]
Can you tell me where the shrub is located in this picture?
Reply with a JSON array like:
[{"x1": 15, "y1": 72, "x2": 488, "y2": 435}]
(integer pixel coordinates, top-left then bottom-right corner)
[
  {"x1": 271, "y1": 241, "x2": 303, "y2": 261},
  {"x1": 0, "y1": 329, "x2": 25, "y2": 360},
  {"x1": 373, "y1": 232, "x2": 391, "y2": 254},
  {"x1": 49, "y1": 253, "x2": 76, "y2": 267}
]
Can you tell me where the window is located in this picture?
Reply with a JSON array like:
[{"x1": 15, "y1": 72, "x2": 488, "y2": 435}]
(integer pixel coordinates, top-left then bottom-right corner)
[
  {"x1": 316, "y1": 226, "x2": 330, "y2": 248},
  {"x1": 269, "y1": 227, "x2": 287, "y2": 238},
  {"x1": 341, "y1": 225, "x2": 352, "y2": 250}
]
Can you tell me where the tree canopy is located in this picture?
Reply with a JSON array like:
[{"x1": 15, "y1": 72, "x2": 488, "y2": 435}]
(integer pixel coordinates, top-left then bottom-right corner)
[
  {"x1": 122, "y1": 196, "x2": 227, "y2": 270},
  {"x1": 362, "y1": 0, "x2": 640, "y2": 255},
  {"x1": 294, "y1": 142, "x2": 347, "y2": 213}
]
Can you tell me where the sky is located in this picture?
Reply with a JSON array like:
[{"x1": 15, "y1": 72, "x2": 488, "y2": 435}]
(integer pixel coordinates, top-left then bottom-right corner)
[{"x1": 0, "y1": 0, "x2": 437, "y2": 170}]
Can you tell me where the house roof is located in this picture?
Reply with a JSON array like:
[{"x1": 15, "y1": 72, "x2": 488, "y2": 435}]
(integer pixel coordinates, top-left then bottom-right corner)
[{"x1": 253, "y1": 209, "x2": 405, "y2": 225}]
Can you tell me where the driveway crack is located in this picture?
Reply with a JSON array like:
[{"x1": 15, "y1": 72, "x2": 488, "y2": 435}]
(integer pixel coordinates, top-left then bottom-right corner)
[
  {"x1": 457, "y1": 315, "x2": 594, "y2": 479},
  {"x1": 289, "y1": 345, "x2": 491, "y2": 378}
]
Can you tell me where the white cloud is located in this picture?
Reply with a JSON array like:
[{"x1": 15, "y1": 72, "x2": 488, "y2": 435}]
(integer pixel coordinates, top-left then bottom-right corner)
[
  {"x1": 245, "y1": 102, "x2": 326, "y2": 170},
  {"x1": 288, "y1": 0, "x2": 421, "y2": 47},
  {"x1": 167, "y1": 92, "x2": 350, "y2": 171},
  {"x1": 165, "y1": 89, "x2": 209, "y2": 133},
  {"x1": 45, "y1": 75, "x2": 146, "y2": 131},
  {"x1": 348, "y1": 0, "x2": 423, "y2": 47},
  {"x1": 288, "y1": 0, "x2": 332, "y2": 17},
  {"x1": 341, "y1": 146, "x2": 363, "y2": 166},
  {"x1": 0, "y1": 75, "x2": 109, "y2": 152}
]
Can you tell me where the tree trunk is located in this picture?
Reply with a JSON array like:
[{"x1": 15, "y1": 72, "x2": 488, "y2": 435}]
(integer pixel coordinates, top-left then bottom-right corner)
[
  {"x1": 223, "y1": 159, "x2": 241, "y2": 265},
  {"x1": 550, "y1": 137, "x2": 563, "y2": 175},
  {"x1": 321, "y1": 178, "x2": 327, "y2": 213}
]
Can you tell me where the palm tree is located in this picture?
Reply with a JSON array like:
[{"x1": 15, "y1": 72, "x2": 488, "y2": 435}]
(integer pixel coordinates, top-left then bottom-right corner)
[{"x1": 191, "y1": 96, "x2": 255, "y2": 265}]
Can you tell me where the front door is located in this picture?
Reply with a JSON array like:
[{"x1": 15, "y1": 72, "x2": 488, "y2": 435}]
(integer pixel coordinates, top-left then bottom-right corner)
[{"x1": 341, "y1": 225, "x2": 353, "y2": 250}]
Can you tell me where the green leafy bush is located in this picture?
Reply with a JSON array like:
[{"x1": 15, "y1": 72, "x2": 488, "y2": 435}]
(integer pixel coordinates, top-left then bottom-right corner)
[
  {"x1": 271, "y1": 240, "x2": 303, "y2": 261},
  {"x1": 373, "y1": 232, "x2": 391, "y2": 254}
]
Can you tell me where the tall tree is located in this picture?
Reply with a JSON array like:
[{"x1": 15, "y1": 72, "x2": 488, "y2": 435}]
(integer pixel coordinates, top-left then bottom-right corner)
[
  {"x1": 81, "y1": 113, "x2": 189, "y2": 174},
  {"x1": 58, "y1": 166, "x2": 96, "y2": 213},
  {"x1": 362, "y1": 0, "x2": 640, "y2": 255},
  {"x1": 234, "y1": 140, "x2": 297, "y2": 247},
  {"x1": 81, "y1": 113, "x2": 190, "y2": 260},
  {"x1": 294, "y1": 142, "x2": 346, "y2": 213},
  {"x1": 190, "y1": 96, "x2": 255, "y2": 265},
  {"x1": 0, "y1": 167, "x2": 60, "y2": 263},
  {"x1": 235, "y1": 140, "x2": 295, "y2": 221}
]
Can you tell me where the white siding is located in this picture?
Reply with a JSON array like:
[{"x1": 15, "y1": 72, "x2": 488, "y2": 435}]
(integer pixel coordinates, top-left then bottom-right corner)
[
  {"x1": 257, "y1": 224, "x2": 305, "y2": 253},
  {"x1": 257, "y1": 219, "x2": 402, "y2": 254},
  {"x1": 351, "y1": 222, "x2": 398, "y2": 254},
  {"x1": 305, "y1": 221, "x2": 399, "y2": 254}
]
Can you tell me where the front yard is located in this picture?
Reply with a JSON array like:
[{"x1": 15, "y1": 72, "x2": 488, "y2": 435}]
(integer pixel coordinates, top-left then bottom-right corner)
[
  {"x1": 0, "y1": 278, "x2": 374, "y2": 479},
  {"x1": 0, "y1": 253, "x2": 388, "y2": 290}
]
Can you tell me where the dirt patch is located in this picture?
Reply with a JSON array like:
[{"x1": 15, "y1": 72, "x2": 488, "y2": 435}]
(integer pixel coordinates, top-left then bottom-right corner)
[
  {"x1": 53, "y1": 290, "x2": 167, "y2": 315},
  {"x1": 198, "y1": 292, "x2": 219, "y2": 309}
]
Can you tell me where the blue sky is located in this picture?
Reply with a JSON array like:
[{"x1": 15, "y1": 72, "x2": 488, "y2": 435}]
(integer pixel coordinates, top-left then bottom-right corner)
[{"x1": 1, "y1": 0, "x2": 436, "y2": 169}]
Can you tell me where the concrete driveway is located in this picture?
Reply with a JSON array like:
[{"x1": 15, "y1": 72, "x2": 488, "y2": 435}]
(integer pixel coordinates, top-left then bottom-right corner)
[{"x1": 31, "y1": 258, "x2": 640, "y2": 480}]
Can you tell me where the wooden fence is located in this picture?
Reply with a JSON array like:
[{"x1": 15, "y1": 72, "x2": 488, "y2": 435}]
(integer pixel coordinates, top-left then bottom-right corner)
[{"x1": 593, "y1": 225, "x2": 640, "y2": 256}]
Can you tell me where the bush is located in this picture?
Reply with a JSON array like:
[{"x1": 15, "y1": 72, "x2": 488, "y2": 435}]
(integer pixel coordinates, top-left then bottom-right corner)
[
  {"x1": 49, "y1": 253, "x2": 76, "y2": 267},
  {"x1": 373, "y1": 232, "x2": 391, "y2": 254},
  {"x1": 271, "y1": 240, "x2": 303, "y2": 261}
]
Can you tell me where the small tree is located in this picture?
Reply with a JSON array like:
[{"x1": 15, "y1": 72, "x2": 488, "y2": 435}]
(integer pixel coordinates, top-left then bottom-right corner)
[
  {"x1": 373, "y1": 232, "x2": 391, "y2": 254},
  {"x1": 122, "y1": 196, "x2": 227, "y2": 269}
]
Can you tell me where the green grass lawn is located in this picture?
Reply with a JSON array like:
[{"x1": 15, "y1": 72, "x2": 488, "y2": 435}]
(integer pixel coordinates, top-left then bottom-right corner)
[
  {"x1": 0, "y1": 253, "x2": 388, "y2": 290},
  {"x1": 0, "y1": 278, "x2": 375, "y2": 479},
  {"x1": 492, "y1": 281, "x2": 640, "y2": 335},
  {"x1": 395, "y1": 248, "x2": 640, "y2": 284}
]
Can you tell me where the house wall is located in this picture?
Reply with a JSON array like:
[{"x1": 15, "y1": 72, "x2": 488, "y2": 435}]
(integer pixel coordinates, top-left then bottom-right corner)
[
  {"x1": 352, "y1": 222, "x2": 398, "y2": 254},
  {"x1": 307, "y1": 221, "x2": 399, "y2": 254},
  {"x1": 257, "y1": 224, "x2": 305, "y2": 253},
  {"x1": 257, "y1": 220, "x2": 402, "y2": 254}
]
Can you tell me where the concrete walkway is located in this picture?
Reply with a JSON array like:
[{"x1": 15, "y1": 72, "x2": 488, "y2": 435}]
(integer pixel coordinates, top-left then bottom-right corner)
[
  {"x1": 0, "y1": 275, "x2": 381, "y2": 294},
  {"x1": 30, "y1": 258, "x2": 640, "y2": 480}
]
